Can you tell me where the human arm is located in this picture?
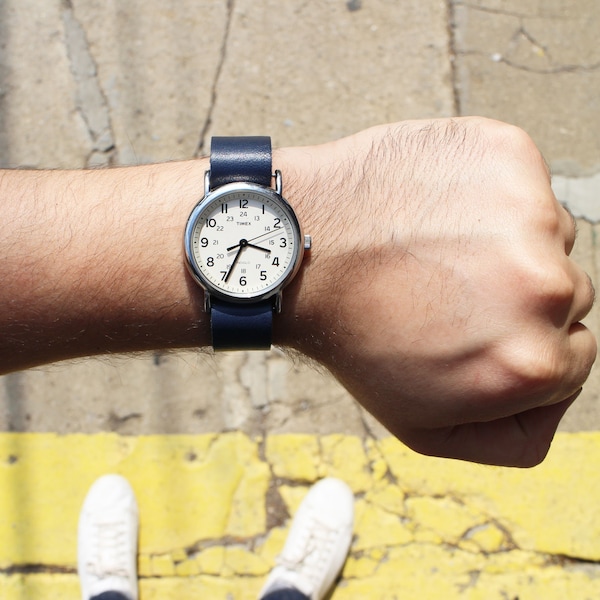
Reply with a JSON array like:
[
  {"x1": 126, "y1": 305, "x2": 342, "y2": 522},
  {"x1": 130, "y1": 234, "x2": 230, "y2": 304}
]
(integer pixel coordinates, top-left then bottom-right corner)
[
  {"x1": 0, "y1": 117, "x2": 595, "y2": 467},
  {"x1": 0, "y1": 161, "x2": 214, "y2": 369}
]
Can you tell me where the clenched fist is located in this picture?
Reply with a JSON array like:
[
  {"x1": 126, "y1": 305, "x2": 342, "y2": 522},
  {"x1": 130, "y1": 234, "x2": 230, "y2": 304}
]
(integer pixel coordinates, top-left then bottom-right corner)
[{"x1": 277, "y1": 117, "x2": 596, "y2": 467}]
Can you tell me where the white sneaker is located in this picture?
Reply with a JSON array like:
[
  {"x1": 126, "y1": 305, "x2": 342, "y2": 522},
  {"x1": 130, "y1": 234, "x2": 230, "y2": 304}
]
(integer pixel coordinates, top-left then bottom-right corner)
[
  {"x1": 259, "y1": 478, "x2": 354, "y2": 600},
  {"x1": 78, "y1": 474, "x2": 139, "y2": 600}
]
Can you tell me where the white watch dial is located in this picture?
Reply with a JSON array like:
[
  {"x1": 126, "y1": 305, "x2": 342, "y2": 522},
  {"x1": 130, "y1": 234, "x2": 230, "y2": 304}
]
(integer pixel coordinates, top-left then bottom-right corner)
[{"x1": 186, "y1": 185, "x2": 302, "y2": 300}]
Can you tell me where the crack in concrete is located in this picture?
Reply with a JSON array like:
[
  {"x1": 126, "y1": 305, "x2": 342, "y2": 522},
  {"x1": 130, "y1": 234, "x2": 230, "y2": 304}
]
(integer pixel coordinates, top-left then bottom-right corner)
[
  {"x1": 355, "y1": 402, "x2": 380, "y2": 442},
  {"x1": 106, "y1": 410, "x2": 143, "y2": 432},
  {"x1": 264, "y1": 477, "x2": 290, "y2": 530},
  {"x1": 457, "y1": 48, "x2": 600, "y2": 76},
  {"x1": 0, "y1": 563, "x2": 75, "y2": 575},
  {"x1": 454, "y1": 4, "x2": 600, "y2": 76},
  {"x1": 364, "y1": 437, "x2": 400, "y2": 489},
  {"x1": 195, "y1": 0, "x2": 235, "y2": 158},
  {"x1": 496, "y1": 53, "x2": 600, "y2": 75},
  {"x1": 446, "y1": 0, "x2": 462, "y2": 116},
  {"x1": 510, "y1": 24, "x2": 550, "y2": 58},
  {"x1": 454, "y1": 1, "x2": 561, "y2": 20},
  {"x1": 61, "y1": 0, "x2": 116, "y2": 167},
  {"x1": 5, "y1": 541, "x2": 599, "y2": 580}
]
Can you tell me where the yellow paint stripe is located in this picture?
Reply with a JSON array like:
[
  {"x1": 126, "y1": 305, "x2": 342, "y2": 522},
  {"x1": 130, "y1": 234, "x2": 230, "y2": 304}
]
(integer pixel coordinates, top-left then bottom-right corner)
[{"x1": 1, "y1": 432, "x2": 599, "y2": 599}]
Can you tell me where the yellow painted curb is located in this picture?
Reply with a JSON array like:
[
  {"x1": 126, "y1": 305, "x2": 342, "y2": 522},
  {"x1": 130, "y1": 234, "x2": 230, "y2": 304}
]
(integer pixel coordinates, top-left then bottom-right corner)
[{"x1": 1, "y1": 432, "x2": 599, "y2": 599}]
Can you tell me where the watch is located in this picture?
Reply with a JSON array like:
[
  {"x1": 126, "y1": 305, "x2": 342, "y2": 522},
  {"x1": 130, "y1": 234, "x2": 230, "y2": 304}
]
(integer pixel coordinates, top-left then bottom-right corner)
[{"x1": 184, "y1": 136, "x2": 311, "y2": 351}]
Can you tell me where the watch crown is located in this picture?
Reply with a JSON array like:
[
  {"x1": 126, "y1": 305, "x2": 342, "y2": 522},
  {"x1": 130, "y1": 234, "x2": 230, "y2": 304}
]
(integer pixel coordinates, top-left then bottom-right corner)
[{"x1": 304, "y1": 235, "x2": 312, "y2": 250}]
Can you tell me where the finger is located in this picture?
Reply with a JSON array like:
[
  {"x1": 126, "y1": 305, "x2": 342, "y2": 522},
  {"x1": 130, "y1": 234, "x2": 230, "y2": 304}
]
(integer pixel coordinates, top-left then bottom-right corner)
[
  {"x1": 403, "y1": 393, "x2": 580, "y2": 467},
  {"x1": 571, "y1": 271, "x2": 596, "y2": 323},
  {"x1": 539, "y1": 323, "x2": 597, "y2": 410},
  {"x1": 513, "y1": 320, "x2": 595, "y2": 413},
  {"x1": 558, "y1": 202, "x2": 577, "y2": 255},
  {"x1": 565, "y1": 322, "x2": 597, "y2": 390},
  {"x1": 568, "y1": 266, "x2": 596, "y2": 324},
  {"x1": 531, "y1": 256, "x2": 594, "y2": 331}
]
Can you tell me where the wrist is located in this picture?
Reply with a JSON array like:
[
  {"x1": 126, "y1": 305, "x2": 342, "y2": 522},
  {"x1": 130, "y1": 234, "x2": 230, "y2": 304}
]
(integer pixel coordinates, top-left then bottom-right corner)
[
  {"x1": 271, "y1": 125, "x2": 410, "y2": 360},
  {"x1": 0, "y1": 159, "x2": 213, "y2": 372},
  {"x1": 112, "y1": 158, "x2": 214, "y2": 352},
  {"x1": 271, "y1": 142, "x2": 349, "y2": 356}
]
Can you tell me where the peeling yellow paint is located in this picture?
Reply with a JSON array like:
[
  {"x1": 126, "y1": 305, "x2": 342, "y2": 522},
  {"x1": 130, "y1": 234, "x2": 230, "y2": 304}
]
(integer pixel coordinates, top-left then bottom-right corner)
[
  {"x1": 265, "y1": 433, "x2": 320, "y2": 480},
  {"x1": 464, "y1": 521, "x2": 507, "y2": 553},
  {"x1": 364, "y1": 479, "x2": 405, "y2": 513},
  {"x1": 0, "y1": 574, "x2": 79, "y2": 600},
  {"x1": 195, "y1": 546, "x2": 225, "y2": 575},
  {"x1": 223, "y1": 546, "x2": 269, "y2": 576},
  {"x1": 278, "y1": 483, "x2": 310, "y2": 515},
  {"x1": 319, "y1": 435, "x2": 371, "y2": 492},
  {"x1": 2, "y1": 432, "x2": 600, "y2": 599},
  {"x1": 343, "y1": 547, "x2": 386, "y2": 579},
  {"x1": 405, "y1": 495, "x2": 484, "y2": 543},
  {"x1": 255, "y1": 526, "x2": 287, "y2": 565},
  {"x1": 137, "y1": 553, "x2": 152, "y2": 578},
  {"x1": 353, "y1": 498, "x2": 413, "y2": 551},
  {"x1": 174, "y1": 557, "x2": 199, "y2": 577},
  {"x1": 170, "y1": 548, "x2": 187, "y2": 563},
  {"x1": 150, "y1": 553, "x2": 175, "y2": 577}
]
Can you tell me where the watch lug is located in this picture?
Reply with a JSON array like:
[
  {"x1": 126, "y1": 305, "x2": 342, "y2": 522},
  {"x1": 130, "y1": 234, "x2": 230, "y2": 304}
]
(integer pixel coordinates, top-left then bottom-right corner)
[
  {"x1": 204, "y1": 291, "x2": 212, "y2": 313},
  {"x1": 274, "y1": 170, "x2": 282, "y2": 195},
  {"x1": 274, "y1": 291, "x2": 282, "y2": 314},
  {"x1": 204, "y1": 170, "x2": 211, "y2": 195}
]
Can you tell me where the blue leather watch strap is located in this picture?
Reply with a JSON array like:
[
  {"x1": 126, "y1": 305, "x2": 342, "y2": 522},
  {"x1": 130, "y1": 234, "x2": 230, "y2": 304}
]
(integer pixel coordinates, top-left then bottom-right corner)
[
  {"x1": 210, "y1": 298, "x2": 273, "y2": 351},
  {"x1": 208, "y1": 136, "x2": 275, "y2": 351},
  {"x1": 210, "y1": 136, "x2": 272, "y2": 190}
]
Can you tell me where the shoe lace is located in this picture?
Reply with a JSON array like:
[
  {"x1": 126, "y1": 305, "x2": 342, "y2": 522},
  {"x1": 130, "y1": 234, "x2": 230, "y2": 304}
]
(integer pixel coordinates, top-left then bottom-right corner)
[
  {"x1": 277, "y1": 515, "x2": 337, "y2": 590},
  {"x1": 86, "y1": 519, "x2": 131, "y2": 579}
]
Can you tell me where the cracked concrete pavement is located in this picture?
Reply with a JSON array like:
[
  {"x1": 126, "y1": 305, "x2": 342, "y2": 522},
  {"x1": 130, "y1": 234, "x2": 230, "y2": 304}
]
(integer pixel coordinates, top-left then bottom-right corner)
[
  {"x1": 0, "y1": 0, "x2": 600, "y2": 435},
  {"x1": 3, "y1": 431, "x2": 600, "y2": 599},
  {"x1": 0, "y1": 0, "x2": 600, "y2": 597},
  {"x1": 0, "y1": 0, "x2": 599, "y2": 437}
]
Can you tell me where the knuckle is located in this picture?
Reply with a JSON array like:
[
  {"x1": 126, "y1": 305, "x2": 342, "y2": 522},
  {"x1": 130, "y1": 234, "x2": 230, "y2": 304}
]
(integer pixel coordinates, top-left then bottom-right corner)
[
  {"x1": 500, "y1": 123, "x2": 540, "y2": 158},
  {"x1": 482, "y1": 118, "x2": 529, "y2": 146},
  {"x1": 581, "y1": 273, "x2": 596, "y2": 314},
  {"x1": 519, "y1": 263, "x2": 576, "y2": 312},
  {"x1": 542, "y1": 271, "x2": 576, "y2": 308},
  {"x1": 482, "y1": 120, "x2": 549, "y2": 177},
  {"x1": 499, "y1": 341, "x2": 565, "y2": 394},
  {"x1": 522, "y1": 353, "x2": 564, "y2": 390}
]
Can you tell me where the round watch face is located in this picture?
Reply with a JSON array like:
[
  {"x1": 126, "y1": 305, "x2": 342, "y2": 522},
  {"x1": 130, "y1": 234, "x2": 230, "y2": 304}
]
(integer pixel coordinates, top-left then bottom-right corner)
[{"x1": 184, "y1": 182, "x2": 304, "y2": 301}]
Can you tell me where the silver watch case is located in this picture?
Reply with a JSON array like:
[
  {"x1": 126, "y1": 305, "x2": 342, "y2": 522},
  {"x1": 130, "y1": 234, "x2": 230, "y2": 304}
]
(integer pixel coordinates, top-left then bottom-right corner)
[{"x1": 184, "y1": 171, "x2": 310, "y2": 311}]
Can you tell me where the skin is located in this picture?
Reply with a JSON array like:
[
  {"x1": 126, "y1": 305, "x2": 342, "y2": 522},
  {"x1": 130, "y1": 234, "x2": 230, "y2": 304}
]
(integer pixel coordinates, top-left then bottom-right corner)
[{"x1": 0, "y1": 117, "x2": 595, "y2": 467}]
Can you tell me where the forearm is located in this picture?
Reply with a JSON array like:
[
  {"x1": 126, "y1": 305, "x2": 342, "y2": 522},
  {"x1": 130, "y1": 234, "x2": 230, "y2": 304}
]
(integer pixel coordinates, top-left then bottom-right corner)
[
  {"x1": 0, "y1": 161, "x2": 215, "y2": 372},
  {"x1": 0, "y1": 143, "x2": 335, "y2": 373},
  {"x1": 0, "y1": 118, "x2": 595, "y2": 468}
]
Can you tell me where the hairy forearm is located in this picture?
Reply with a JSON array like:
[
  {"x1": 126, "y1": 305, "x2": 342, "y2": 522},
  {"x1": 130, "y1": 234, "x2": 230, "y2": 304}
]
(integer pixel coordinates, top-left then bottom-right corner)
[
  {"x1": 0, "y1": 161, "x2": 216, "y2": 372},
  {"x1": 0, "y1": 143, "x2": 333, "y2": 373},
  {"x1": 0, "y1": 118, "x2": 595, "y2": 466}
]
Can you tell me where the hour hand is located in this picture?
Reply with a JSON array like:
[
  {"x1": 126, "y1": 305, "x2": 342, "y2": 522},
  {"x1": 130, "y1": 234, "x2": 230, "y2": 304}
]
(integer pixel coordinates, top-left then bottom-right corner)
[
  {"x1": 227, "y1": 238, "x2": 248, "y2": 253},
  {"x1": 224, "y1": 244, "x2": 245, "y2": 282}
]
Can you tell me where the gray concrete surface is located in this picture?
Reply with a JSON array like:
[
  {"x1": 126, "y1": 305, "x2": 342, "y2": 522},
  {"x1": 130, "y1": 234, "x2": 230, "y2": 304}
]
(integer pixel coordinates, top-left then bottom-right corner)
[{"x1": 0, "y1": 0, "x2": 598, "y2": 437}]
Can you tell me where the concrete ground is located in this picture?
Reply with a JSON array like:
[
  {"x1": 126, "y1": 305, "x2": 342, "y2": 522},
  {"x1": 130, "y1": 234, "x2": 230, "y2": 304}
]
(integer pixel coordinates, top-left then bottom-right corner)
[{"x1": 0, "y1": 0, "x2": 599, "y2": 598}]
